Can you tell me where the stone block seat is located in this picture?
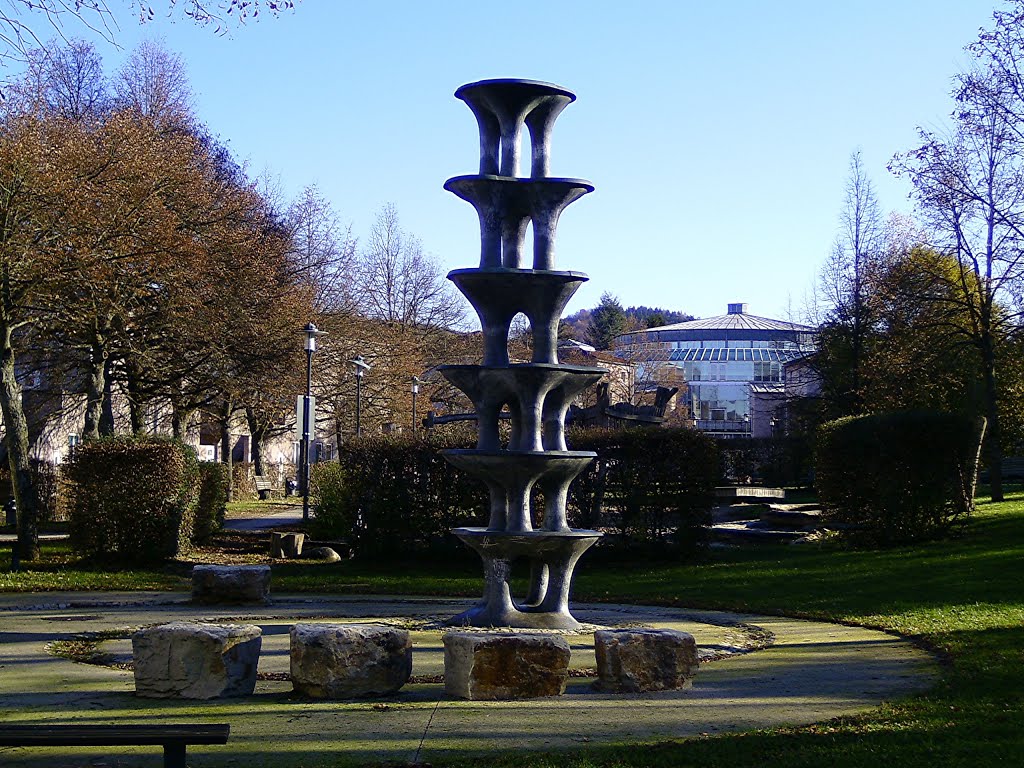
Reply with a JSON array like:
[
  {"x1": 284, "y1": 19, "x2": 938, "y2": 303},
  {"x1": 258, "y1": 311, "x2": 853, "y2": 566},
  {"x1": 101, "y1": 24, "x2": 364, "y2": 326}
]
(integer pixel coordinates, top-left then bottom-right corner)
[
  {"x1": 133, "y1": 622, "x2": 262, "y2": 699},
  {"x1": 191, "y1": 564, "x2": 271, "y2": 605},
  {"x1": 290, "y1": 623, "x2": 412, "y2": 699},
  {"x1": 593, "y1": 628, "x2": 699, "y2": 693},
  {"x1": 443, "y1": 631, "x2": 570, "y2": 700}
]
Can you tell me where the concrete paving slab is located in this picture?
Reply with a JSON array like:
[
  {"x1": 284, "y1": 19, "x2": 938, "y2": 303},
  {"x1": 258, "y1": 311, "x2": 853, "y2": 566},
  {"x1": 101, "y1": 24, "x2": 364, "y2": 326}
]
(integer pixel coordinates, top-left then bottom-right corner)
[{"x1": 0, "y1": 593, "x2": 938, "y2": 767}]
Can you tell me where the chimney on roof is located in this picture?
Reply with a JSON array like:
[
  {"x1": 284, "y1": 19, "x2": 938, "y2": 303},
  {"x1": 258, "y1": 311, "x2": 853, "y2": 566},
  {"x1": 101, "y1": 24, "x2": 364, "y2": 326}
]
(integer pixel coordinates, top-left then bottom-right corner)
[{"x1": 727, "y1": 303, "x2": 748, "y2": 315}]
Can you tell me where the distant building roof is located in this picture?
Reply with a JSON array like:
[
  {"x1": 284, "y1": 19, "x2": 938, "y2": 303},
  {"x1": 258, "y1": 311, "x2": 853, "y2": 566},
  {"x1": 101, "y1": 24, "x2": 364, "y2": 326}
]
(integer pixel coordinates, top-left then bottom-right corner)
[
  {"x1": 616, "y1": 304, "x2": 815, "y2": 346},
  {"x1": 644, "y1": 305, "x2": 814, "y2": 334}
]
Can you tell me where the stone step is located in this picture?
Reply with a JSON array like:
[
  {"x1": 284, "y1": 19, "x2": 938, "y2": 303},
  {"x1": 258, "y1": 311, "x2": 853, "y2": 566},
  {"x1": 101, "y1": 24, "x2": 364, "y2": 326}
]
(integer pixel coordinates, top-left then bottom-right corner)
[
  {"x1": 711, "y1": 504, "x2": 770, "y2": 524},
  {"x1": 760, "y1": 506, "x2": 823, "y2": 528},
  {"x1": 709, "y1": 521, "x2": 809, "y2": 544}
]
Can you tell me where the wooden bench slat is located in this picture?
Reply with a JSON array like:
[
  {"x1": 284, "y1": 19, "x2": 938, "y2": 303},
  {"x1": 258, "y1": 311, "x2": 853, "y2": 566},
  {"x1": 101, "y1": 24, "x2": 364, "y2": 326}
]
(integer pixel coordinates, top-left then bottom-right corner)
[{"x1": 0, "y1": 723, "x2": 230, "y2": 747}]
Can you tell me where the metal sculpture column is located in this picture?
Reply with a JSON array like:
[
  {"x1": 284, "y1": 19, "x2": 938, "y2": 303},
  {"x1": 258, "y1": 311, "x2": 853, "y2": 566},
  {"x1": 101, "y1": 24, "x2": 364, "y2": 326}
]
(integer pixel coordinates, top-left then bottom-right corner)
[{"x1": 442, "y1": 79, "x2": 604, "y2": 630}]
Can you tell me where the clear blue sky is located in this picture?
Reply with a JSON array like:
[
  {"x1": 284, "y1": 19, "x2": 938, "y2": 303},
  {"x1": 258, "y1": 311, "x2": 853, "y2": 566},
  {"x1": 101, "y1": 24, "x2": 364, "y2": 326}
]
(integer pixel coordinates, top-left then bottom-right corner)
[{"x1": 27, "y1": 0, "x2": 999, "y2": 322}]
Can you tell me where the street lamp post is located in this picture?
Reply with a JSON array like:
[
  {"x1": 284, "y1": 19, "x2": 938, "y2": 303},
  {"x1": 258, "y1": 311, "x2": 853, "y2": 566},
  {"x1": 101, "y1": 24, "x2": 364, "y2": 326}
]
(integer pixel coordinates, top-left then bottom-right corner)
[
  {"x1": 350, "y1": 356, "x2": 371, "y2": 437},
  {"x1": 301, "y1": 323, "x2": 326, "y2": 522},
  {"x1": 411, "y1": 376, "x2": 422, "y2": 433}
]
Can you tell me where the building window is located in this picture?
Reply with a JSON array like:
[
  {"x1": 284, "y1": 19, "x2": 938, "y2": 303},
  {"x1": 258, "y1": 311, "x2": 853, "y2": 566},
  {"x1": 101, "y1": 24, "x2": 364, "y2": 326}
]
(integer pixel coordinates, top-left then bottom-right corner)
[{"x1": 753, "y1": 361, "x2": 782, "y2": 382}]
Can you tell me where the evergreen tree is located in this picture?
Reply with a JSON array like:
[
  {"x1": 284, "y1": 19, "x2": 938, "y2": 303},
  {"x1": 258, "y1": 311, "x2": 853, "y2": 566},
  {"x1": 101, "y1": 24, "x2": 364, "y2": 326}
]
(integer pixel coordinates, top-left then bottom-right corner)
[
  {"x1": 645, "y1": 312, "x2": 667, "y2": 328},
  {"x1": 586, "y1": 292, "x2": 629, "y2": 350}
]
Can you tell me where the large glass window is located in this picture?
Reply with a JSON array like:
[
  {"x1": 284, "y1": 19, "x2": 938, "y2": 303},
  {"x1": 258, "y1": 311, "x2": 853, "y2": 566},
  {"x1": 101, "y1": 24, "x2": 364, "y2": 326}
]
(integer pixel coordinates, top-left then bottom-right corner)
[
  {"x1": 691, "y1": 382, "x2": 749, "y2": 422},
  {"x1": 753, "y1": 361, "x2": 782, "y2": 382}
]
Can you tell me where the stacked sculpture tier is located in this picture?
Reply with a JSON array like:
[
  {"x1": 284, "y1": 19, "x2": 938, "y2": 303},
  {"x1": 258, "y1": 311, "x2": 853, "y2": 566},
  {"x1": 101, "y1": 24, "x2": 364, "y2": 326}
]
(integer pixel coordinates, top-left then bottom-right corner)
[{"x1": 443, "y1": 79, "x2": 603, "y2": 631}]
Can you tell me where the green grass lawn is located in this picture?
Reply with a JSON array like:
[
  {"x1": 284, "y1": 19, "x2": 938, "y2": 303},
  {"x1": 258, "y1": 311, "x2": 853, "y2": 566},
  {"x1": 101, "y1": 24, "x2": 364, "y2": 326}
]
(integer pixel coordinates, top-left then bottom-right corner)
[{"x1": 1, "y1": 493, "x2": 1023, "y2": 766}]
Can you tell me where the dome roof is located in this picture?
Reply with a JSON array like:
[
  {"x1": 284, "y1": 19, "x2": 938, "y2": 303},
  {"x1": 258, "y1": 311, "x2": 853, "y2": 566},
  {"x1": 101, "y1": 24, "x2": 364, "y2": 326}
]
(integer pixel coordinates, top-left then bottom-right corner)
[{"x1": 619, "y1": 304, "x2": 815, "y2": 339}]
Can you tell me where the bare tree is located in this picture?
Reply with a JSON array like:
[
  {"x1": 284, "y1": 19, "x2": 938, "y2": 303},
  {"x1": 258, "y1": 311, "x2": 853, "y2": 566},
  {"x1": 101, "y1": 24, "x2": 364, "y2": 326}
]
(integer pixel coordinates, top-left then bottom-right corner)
[
  {"x1": 287, "y1": 184, "x2": 358, "y2": 314},
  {"x1": 0, "y1": 1, "x2": 298, "y2": 68},
  {"x1": 6, "y1": 38, "x2": 108, "y2": 119},
  {"x1": 816, "y1": 150, "x2": 886, "y2": 416},
  {"x1": 113, "y1": 38, "x2": 193, "y2": 127},
  {"x1": 891, "y1": 57, "x2": 1024, "y2": 501},
  {"x1": 357, "y1": 203, "x2": 465, "y2": 331}
]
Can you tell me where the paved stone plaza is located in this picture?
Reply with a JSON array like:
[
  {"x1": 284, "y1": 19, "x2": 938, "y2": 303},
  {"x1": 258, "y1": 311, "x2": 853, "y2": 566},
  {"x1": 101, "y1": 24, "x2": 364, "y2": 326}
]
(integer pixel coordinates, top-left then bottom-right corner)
[{"x1": 0, "y1": 592, "x2": 938, "y2": 766}]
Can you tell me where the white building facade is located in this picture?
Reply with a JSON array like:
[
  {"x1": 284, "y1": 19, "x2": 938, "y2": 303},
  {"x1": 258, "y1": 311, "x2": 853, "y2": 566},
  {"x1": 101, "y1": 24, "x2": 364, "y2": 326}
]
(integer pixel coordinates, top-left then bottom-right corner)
[{"x1": 615, "y1": 303, "x2": 816, "y2": 438}]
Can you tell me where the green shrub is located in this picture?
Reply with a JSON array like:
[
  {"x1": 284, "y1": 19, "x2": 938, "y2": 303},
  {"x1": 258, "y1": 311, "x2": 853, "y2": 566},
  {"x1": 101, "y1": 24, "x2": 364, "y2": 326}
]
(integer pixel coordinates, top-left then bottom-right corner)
[
  {"x1": 231, "y1": 462, "x2": 256, "y2": 501},
  {"x1": 194, "y1": 462, "x2": 229, "y2": 542},
  {"x1": 66, "y1": 437, "x2": 199, "y2": 563},
  {"x1": 568, "y1": 427, "x2": 719, "y2": 551},
  {"x1": 312, "y1": 427, "x2": 719, "y2": 556},
  {"x1": 815, "y1": 410, "x2": 986, "y2": 545},
  {"x1": 0, "y1": 462, "x2": 72, "y2": 523},
  {"x1": 311, "y1": 432, "x2": 486, "y2": 555},
  {"x1": 309, "y1": 463, "x2": 355, "y2": 538}
]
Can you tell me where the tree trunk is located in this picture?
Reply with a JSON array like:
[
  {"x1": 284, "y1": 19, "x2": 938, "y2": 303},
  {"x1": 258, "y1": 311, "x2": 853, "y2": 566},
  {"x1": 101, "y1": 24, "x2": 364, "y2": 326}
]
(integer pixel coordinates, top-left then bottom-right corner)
[
  {"x1": 0, "y1": 325, "x2": 39, "y2": 563},
  {"x1": 83, "y1": 340, "x2": 106, "y2": 440},
  {"x1": 99, "y1": 357, "x2": 115, "y2": 436},
  {"x1": 125, "y1": 357, "x2": 147, "y2": 435},
  {"x1": 219, "y1": 398, "x2": 234, "y2": 502},
  {"x1": 245, "y1": 406, "x2": 270, "y2": 500},
  {"x1": 171, "y1": 400, "x2": 193, "y2": 440},
  {"x1": 980, "y1": 335, "x2": 1003, "y2": 502}
]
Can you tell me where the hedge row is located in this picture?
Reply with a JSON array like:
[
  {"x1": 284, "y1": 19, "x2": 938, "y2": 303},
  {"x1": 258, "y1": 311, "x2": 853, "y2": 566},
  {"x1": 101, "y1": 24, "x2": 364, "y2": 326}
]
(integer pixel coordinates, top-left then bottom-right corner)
[
  {"x1": 312, "y1": 426, "x2": 720, "y2": 555},
  {"x1": 815, "y1": 410, "x2": 986, "y2": 545},
  {"x1": 567, "y1": 427, "x2": 719, "y2": 549},
  {"x1": 0, "y1": 462, "x2": 73, "y2": 523},
  {"x1": 311, "y1": 432, "x2": 487, "y2": 555},
  {"x1": 64, "y1": 437, "x2": 227, "y2": 563},
  {"x1": 195, "y1": 462, "x2": 230, "y2": 542}
]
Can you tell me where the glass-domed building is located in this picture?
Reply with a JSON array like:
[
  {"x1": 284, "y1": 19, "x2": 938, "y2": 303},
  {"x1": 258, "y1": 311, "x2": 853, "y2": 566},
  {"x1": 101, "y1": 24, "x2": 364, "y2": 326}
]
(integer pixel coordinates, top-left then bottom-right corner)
[{"x1": 615, "y1": 303, "x2": 816, "y2": 437}]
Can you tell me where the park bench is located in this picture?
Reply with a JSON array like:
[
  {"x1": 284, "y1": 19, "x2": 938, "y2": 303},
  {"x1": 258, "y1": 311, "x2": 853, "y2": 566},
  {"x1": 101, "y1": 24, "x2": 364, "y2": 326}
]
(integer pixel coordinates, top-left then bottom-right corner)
[
  {"x1": 0, "y1": 723, "x2": 230, "y2": 768},
  {"x1": 254, "y1": 475, "x2": 276, "y2": 499}
]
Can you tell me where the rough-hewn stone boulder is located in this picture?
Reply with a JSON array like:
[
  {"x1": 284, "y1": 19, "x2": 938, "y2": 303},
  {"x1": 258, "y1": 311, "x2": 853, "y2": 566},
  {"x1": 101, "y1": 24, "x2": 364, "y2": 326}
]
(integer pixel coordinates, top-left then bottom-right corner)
[
  {"x1": 191, "y1": 564, "x2": 271, "y2": 604},
  {"x1": 593, "y1": 628, "x2": 699, "y2": 692},
  {"x1": 270, "y1": 532, "x2": 304, "y2": 559},
  {"x1": 304, "y1": 546, "x2": 342, "y2": 562},
  {"x1": 443, "y1": 631, "x2": 570, "y2": 700},
  {"x1": 133, "y1": 622, "x2": 262, "y2": 699},
  {"x1": 290, "y1": 623, "x2": 412, "y2": 698}
]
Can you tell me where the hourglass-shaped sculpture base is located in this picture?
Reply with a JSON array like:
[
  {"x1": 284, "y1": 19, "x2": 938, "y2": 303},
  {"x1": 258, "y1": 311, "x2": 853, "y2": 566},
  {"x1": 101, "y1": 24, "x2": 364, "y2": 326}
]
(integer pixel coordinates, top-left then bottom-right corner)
[{"x1": 446, "y1": 528, "x2": 602, "y2": 630}]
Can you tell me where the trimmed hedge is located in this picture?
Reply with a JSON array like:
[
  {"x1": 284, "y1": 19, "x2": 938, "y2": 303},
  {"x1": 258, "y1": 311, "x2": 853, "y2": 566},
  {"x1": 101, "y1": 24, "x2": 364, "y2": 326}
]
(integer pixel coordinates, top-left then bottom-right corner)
[
  {"x1": 195, "y1": 462, "x2": 229, "y2": 542},
  {"x1": 311, "y1": 432, "x2": 486, "y2": 555},
  {"x1": 312, "y1": 426, "x2": 719, "y2": 556},
  {"x1": 815, "y1": 410, "x2": 986, "y2": 545},
  {"x1": 0, "y1": 462, "x2": 72, "y2": 523},
  {"x1": 66, "y1": 437, "x2": 200, "y2": 563},
  {"x1": 568, "y1": 427, "x2": 719, "y2": 550}
]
